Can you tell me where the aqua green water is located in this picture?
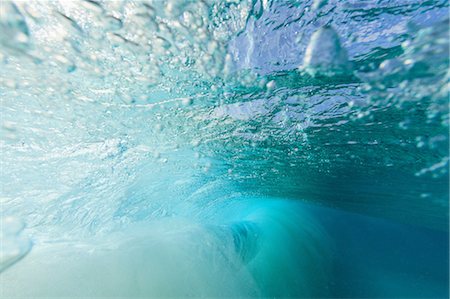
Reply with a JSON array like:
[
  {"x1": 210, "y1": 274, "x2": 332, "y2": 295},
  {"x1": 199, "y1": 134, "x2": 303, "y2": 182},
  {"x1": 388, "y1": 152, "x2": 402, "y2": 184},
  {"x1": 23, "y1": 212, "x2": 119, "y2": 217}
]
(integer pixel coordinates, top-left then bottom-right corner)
[{"x1": 0, "y1": 0, "x2": 448, "y2": 298}]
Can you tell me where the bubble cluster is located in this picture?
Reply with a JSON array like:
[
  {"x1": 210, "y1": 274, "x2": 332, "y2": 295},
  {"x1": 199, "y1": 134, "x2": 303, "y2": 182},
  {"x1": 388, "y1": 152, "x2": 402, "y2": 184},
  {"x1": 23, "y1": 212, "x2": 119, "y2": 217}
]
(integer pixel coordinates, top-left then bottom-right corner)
[{"x1": 0, "y1": 0, "x2": 448, "y2": 243}]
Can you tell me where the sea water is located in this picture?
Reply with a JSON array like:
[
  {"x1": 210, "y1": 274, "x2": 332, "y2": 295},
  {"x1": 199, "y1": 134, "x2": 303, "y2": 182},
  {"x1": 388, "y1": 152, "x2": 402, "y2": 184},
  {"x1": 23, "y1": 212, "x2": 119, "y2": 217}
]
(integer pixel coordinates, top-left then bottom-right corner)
[{"x1": 0, "y1": 0, "x2": 448, "y2": 298}]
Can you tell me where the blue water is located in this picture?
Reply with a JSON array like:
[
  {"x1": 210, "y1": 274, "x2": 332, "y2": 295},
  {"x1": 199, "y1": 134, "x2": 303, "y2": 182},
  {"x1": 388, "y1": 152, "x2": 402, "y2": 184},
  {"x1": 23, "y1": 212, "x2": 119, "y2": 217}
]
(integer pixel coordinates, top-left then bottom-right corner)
[{"x1": 0, "y1": 0, "x2": 448, "y2": 298}]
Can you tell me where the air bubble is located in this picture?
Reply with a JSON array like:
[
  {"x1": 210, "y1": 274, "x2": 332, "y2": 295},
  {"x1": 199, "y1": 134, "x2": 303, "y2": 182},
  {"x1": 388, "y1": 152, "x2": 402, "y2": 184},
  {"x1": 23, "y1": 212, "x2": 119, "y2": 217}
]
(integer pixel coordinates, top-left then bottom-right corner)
[{"x1": 303, "y1": 26, "x2": 350, "y2": 75}]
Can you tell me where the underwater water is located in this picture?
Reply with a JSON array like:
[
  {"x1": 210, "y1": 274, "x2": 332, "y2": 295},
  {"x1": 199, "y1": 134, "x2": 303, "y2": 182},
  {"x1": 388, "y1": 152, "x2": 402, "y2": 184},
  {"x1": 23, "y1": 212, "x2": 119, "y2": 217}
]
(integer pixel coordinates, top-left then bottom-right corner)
[{"x1": 0, "y1": 0, "x2": 449, "y2": 298}]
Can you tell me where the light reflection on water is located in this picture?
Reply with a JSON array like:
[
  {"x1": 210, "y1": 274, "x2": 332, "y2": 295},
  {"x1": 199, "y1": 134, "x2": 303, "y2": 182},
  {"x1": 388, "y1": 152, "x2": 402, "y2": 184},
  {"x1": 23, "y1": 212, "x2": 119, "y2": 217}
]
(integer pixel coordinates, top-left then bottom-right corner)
[{"x1": 0, "y1": 0, "x2": 448, "y2": 297}]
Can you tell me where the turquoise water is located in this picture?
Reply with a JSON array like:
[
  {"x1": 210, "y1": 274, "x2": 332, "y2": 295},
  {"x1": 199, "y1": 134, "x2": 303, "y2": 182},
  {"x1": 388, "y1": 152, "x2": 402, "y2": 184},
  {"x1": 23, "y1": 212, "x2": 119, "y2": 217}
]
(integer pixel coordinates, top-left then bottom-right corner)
[{"x1": 0, "y1": 0, "x2": 448, "y2": 298}]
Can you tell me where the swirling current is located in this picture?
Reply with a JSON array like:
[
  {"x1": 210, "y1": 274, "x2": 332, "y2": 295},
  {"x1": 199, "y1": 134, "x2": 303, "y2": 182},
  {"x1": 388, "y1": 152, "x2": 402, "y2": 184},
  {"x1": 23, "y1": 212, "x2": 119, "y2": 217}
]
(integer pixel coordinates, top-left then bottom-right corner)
[{"x1": 0, "y1": 1, "x2": 449, "y2": 298}]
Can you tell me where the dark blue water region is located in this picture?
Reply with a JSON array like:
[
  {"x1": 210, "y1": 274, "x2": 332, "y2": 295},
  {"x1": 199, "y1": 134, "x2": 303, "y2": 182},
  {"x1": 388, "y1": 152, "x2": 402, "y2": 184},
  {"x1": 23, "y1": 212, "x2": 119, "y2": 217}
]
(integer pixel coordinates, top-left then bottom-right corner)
[{"x1": 309, "y1": 204, "x2": 449, "y2": 298}]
